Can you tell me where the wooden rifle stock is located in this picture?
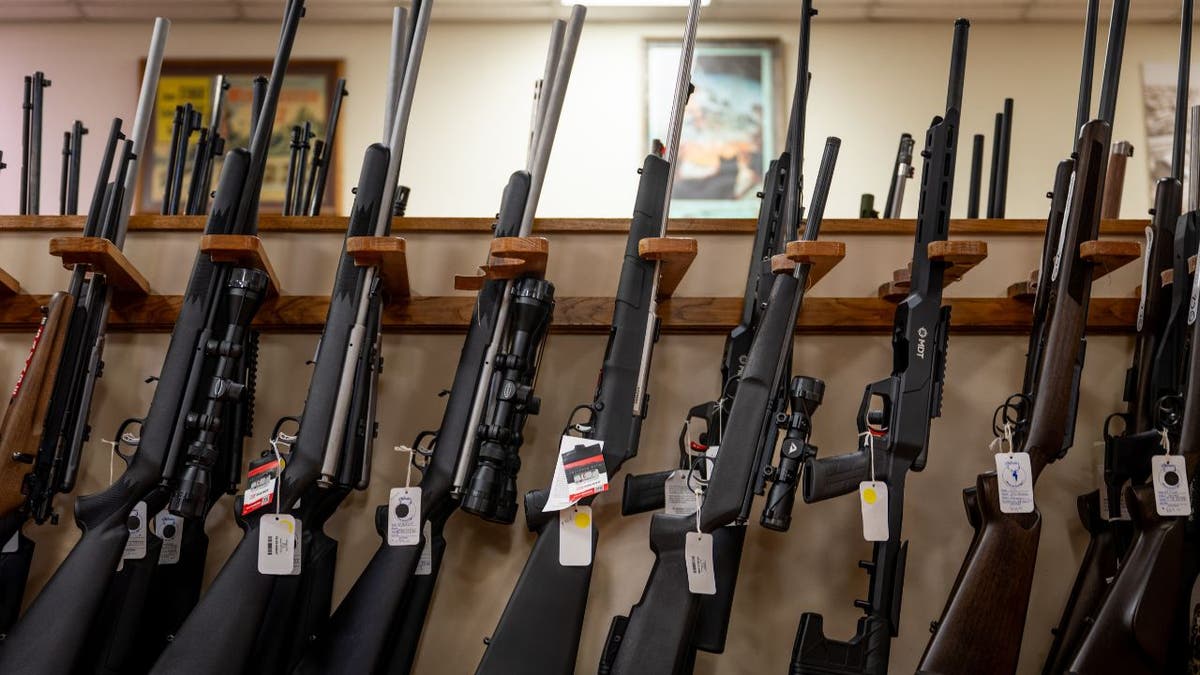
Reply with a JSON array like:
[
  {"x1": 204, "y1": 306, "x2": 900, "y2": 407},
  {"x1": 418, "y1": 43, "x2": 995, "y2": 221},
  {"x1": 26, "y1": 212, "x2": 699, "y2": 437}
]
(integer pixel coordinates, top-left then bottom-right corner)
[
  {"x1": 0, "y1": 294, "x2": 73, "y2": 521},
  {"x1": 1100, "y1": 141, "x2": 1133, "y2": 219}
]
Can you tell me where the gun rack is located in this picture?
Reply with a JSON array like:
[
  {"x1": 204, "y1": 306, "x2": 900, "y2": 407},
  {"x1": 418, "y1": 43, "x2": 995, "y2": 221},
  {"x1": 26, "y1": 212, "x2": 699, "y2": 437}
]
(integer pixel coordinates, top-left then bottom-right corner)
[
  {"x1": 48, "y1": 237, "x2": 150, "y2": 297},
  {"x1": 639, "y1": 237, "x2": 698, "y2": 300},
  {"x1": 454, "y1": 236, "x2": 549, "y2": 291},
  {"x1": 198, "y1": 235, "x2": 281, "y2": 298},
  {"x1": 878, "y1": 240, "x2": 988, "y2": 301},
  {"x1": 0, "y1": 268, "x2": 19, "y2": 297},
  {"x1": 770, "y1": 240, "x2": 847, "y2": 290},
  {"x1": 1080, "y1": 240, "x2": 1141, "y2": 277},
  {"x1": 1007, "y1": 270, "x2": 1041, "y2": 300},
  {"x1": 346, "y1": 236, "x2": 410, "y2": 300},
  {"x1": 1158, "y1": 254, "x2": 1197, "y2": 287}
]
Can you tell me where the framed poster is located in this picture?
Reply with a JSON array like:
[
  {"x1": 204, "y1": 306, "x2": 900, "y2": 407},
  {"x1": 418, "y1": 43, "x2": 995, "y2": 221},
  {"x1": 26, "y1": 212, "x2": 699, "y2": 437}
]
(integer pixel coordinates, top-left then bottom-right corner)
[
  {"x1": 136, "y1": 59, "x2": 343, "y2": 215},
  {"x1": 647, "y1": 39, "x2": 780, "y2": 218},
  {"x1": 1140, "y1": 62, "x2": 1198, "y2": 193}
]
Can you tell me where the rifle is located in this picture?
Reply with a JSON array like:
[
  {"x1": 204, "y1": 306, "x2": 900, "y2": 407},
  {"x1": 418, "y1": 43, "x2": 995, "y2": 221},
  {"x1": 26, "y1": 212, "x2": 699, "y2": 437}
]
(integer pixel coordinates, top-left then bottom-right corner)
[
  {"x1": 163, "y1": 103, "x2": 201, "y2": 216},
  {"x1": 966, "y1": 134, "x2": 984, "y2": 218},
  {"x1": 474, "y1": 4, "x2": 698, "y2": 674},
  {"x1": 186, "y1": 75, "x2": 230, "y2": 216},
  {"x1": 59, "y1": 121, "x2": 86, "y2": 216},
  {"x1": 0, "y1": 19, "x2": 167, "y2": 639},
  {"x1": 1043, "y1": 5, "x2": 1192, "y2": 672},
  {"x1": 293, "y1": 10, "x2": 583, "y2": 674},
  {"x1": 604, "y1": 135, "x2": 840, "y2": 675},
  {"x1": 148, "y1": 2, "x2": 421, "y2": 671},
  {"x1": 613, "y1": 4, "x2": 815, "y2": 666},
  {"x1": 1101, "y1": 141, "x2": 1134, "y2": 219},
  {"x1": 284, "y1": 124, "x2": 304, "y2": 216},
  {"x1": 20, "y1": 71, "x2": 50, "y2": 215},
  {"x1": 0, "y1": 4, "x2": 302, "y2": 672},
  {"x1": 917, "y1": 1, "x2": 1129, "y2": 672},
  {"x1": 860, "y1": 194, "x2": 879, "y2": 219},
  {"x1": 306, "y1": 75, "x2": 347, "y2": 217},
  {"x1": 988, "y1": 98, "x2": 1013, "y2": 218},
  {"x1": 793, "y1": 19, "x2": 969, "y2": 675},
  {"x1": 884, "y1": 133, "x2": 914, "y2": 218}
]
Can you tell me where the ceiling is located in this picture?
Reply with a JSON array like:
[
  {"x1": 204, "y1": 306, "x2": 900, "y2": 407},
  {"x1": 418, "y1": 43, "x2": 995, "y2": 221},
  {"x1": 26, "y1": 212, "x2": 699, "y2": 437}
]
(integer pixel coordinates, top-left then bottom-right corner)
[{"x1": 0, "y1": 0, "x2": 1188, "y2": 23}]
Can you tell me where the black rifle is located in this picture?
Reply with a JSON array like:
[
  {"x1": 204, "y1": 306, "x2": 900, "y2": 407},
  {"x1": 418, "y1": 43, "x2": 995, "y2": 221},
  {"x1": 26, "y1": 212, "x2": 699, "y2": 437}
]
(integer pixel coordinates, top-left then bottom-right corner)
[
  {"x1": 793, "y1": 19, "x2": 969, "y2": 675},
  {"x1": 58, "y1": 121, "x2": 87, "y2": 216},
  {"x1": 988, "y1": 99, "x2": 1013, "y2": 218},
  {"x1": 0, "y1": 5, "x2": 300, "y2": 672},
  {"x1": 884, "y1": 133, "x2": 914, "y2": 218},
  {"x1": 162, "y1": 104, "x2": 201, "y2": 216},
  {"x1": 860, "y1": 194, "x2": 878, "y2": 218},
  {"x1": 967, "y1": 133, "x2": 984, "y2": 218},
  {"x1": 474, "y1": 4, "x2": 697, "y2": 674},
  {"x1": 309, "y1": 78, "x2": 348, "y2": 216},
  {"x1": 603, "y1": 137, "x2": 839, "y2": 675},
  {"x1": 294, "y1": 11, "x2": 582, "y2": 674},
  {"x1": 21, "y1": 72, "x2": 50, "y2": 215},
  {"x1": 150, "y1": 3, "x2": 423, "y2": 672},
  {"x1": 284, "y1": 124, "x2": 303, "y2": 216},
  {"x1": 186, "y1": 75, "x2": 230, "y2": 216}
]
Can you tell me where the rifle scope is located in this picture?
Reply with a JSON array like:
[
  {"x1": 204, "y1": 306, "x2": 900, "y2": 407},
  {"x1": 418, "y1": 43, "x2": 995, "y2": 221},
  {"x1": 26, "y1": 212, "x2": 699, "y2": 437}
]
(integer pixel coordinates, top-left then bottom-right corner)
[{"x1": 761, "y1": 375, "x2": 823, "y2": 531}]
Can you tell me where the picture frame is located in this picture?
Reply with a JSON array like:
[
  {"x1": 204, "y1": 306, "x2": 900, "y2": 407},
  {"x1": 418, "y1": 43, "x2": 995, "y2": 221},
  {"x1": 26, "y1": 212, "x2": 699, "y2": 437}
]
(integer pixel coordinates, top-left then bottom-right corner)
[
  {"x1": 136, "y1": 58, "x2": 344, "y2": 215},
  {"x1": 646, "y1": 39, "x2": 782, "y2": 218}
]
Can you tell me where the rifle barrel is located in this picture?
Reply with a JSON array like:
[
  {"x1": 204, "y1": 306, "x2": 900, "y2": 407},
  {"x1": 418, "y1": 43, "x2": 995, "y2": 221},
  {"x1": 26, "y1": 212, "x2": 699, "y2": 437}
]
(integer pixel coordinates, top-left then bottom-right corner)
[
  {"x1": 1097, "y1": 0, "x2": 1129, "y2": 126},
  {"x1": 967, "y1": 133, "x2": 983, "y2": 218},
  {"x1": 659, "y1": 0, "x2": 702, "y2": 232},
  {"x1": 1171, "y1": 0, "x2": 1193, "y2": 180}
]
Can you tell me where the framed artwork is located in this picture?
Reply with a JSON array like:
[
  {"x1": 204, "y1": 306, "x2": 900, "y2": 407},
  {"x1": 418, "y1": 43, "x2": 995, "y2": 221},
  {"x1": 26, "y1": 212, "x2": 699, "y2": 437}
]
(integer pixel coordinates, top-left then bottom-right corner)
[
  {"x1": 646, "y1": 39, "x2": 781, "y2": 218},
  {"x1": 136, "y1": 59, "x2": 343, "y2": 215},
  {"x1": 1140, "y1": 62, "x2": 1197, "y2": 194}
]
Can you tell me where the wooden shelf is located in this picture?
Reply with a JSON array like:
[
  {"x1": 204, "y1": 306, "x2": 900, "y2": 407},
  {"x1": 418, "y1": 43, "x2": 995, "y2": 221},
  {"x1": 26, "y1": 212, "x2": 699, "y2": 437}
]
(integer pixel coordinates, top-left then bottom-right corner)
[
  {"x1": 0, "y1": 215, "x2": 1152, "y2": 237},
  {"x1": 0, "y1": 268, "x2": 18, "y2": 297},
  {"x1": 1080, "y1": 240, "x2": 1141, "y2": 279},
  {"x1": 769, "y1": 240, "x2": 847, "y2": 290},
  {"x1": 1007, "y1": 270, "x2": 1040, "y2": 300},
  {"x1": 199, "y1": 235, "x2": 281, "y2": 298},
  {"x1": 48, "y1": 237, "x2": 150, "y2": 296},
  {"x1": 639, "y1": 237, "x2": 698, "y2": 300},
  {"x1": 346, "y1": 236, "x2": 410, "y2": 300},
  {"x1": 454, "y1": 237, "x2": 550, "y2": 291},
  {"x1": 0, "y1": 294, "x2": 1141, "y2": 335},
  {"x1": 878, "y1": 240, "x2": 989, "y2": 301}
]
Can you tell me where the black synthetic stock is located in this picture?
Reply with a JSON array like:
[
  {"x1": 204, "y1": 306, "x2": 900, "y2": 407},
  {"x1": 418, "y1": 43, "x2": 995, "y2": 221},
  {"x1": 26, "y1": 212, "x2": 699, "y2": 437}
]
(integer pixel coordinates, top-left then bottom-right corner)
[
  {"x1": 621, "y1": 469, "x2": 671, "y2": 515},
  {"x1": 0, "y1": 533, "x2": 33, "y2": 633},
  {"x1": 693, "y1": 523, "x2": 746, "y2": 653},
  {"x1": 0, "y1": 149, "x2": 253, "y2": 675},
  {"x1": 607, "y1": 514, "x2": 699, "y2": 674},
  {"x1": 803, "y1": 448, "x2": 870, "y2": 503},
  {"x1": 792, "y1": 612, "x2": 890, "y2": 675},
  {"x1": 382, "y1": 519, "x2": 448, "y2": 675},
  {"x1": 81, "y1": 524, "x2": 168, "y2": 675},
  {"x1": 475, "y1": 518, "x2": 595, "y2": 674}
]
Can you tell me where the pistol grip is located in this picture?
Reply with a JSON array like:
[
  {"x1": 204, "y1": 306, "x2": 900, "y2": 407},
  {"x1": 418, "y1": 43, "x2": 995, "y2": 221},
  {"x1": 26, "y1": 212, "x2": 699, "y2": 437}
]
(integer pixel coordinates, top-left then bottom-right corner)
[
  {"x1": 621, "y1": 471, "x2": 671, "y2": 515},
  {"x1": 803, "y1": 449, "x2": 870, "y2": 503}
]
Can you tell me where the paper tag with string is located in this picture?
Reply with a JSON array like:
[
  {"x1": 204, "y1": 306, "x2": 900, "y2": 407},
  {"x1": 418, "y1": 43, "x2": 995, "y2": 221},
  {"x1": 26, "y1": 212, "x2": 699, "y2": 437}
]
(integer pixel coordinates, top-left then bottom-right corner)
[
  {"x1": 685, "y1": 490, "x2": 716, "y2": 594},
  {"x1": 2, "y1": 532, "x2": 18, "y2": 554},
  {"x1": 121, "y1": 501, "x2": 148, "y2": 561},
  {"x1": 543, "y1": 436, "x2": 608, "y2": 512},
  {"x1": 558, "y1": 505, "x2": 593, "y2": 566},
  {"x1": 858, "y1": 432, "x2": 889, "y2": 542},
  {"x1": 155, "y1": 509, "x2": 183, "y2": 565},
  {"x1": 992, "y1": 422, "x2": 1034, "y2": 514},
  {"x1": 388, "y1": 445, "x2": 422, "y2": 547},
  {"x1": 1152, "y1": 430, "x2": 1191, "y2": 517},
  {"x1": 258, "y1": 514, "x2": 301, "y2": 575},
  {"x1": 664, "y1": 471, "x2": 697, "y2": 515},
  {"x1": 415, "y1": 521, "x2": 434, "y2": 575},
  {"x1": 242, "y1": 433, "x2": 291, "y2": 516}
]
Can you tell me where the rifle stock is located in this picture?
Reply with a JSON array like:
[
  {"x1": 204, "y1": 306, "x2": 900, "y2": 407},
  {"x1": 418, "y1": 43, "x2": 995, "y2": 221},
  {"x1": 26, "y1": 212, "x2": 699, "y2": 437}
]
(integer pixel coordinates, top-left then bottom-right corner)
[{"x1": 381, "y1": 517, "x2": 449, "y2": 674}]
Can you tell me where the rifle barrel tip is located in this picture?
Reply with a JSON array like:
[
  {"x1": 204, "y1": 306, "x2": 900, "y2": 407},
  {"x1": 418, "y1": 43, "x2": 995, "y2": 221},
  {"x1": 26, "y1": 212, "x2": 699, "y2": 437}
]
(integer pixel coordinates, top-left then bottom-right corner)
[{"x1": 955, "y1": 17, "x2": 970, "y2": 27}]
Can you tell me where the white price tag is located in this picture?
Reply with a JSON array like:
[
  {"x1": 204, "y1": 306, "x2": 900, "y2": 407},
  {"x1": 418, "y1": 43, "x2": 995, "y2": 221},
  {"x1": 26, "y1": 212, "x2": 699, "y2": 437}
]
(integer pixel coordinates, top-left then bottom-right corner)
[
  {"x1": 122, "y1": 501, "x2": 148, "y2": 560},
  {"x1": 859, "y1": 482, "x2": 889, "y2": 542},
  {"x1": 664, "y1": 471, "x2": 699, "y2": 516},
  {"x1": 155, "y1": 510, "x2": 182, "y2": 565},
  {"x1": 684, "y1": 532, "x2": 716, "y2": 595},
  {"x1": 258, "y1": 514, "x2": 301, "y2": 575},
  {"x1": 2, "y1": 532, "x2": 17, "y2": 554},
  {"x1": 1152, "y1": 455, "x2": 1192, "y2": 517},
  {"x1": 387, "y1": 487, "x2": 422, "y2": 547},
  {"x1": 558, "y1": 505, "x2": 593, "y2": 567},
  {"x1": 994, "y1": 452, "x2": 1035, "y2": 514},
  {"x1": 544, "y1": 437, "x2": 609, "y2": 512},
  {"x1": 415, "y1": 521, "x2": 433, "y2": 576}
]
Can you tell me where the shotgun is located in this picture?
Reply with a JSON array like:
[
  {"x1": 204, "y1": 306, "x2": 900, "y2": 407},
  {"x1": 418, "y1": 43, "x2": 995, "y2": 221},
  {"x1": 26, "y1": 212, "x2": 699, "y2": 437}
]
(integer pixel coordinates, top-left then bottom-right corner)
[
  {"x1": 884, "y1": 133, "x2": 914, "y2": 218},
  {"x1": 917, "y1": 1, "x2": 1129, "y2": 672},
  {"x1": 792, "y1": 20, "x2": 968, "y2": 675},
  {"x1": 1100, "y1": 141, "x2": 1134, "y2": 220}
]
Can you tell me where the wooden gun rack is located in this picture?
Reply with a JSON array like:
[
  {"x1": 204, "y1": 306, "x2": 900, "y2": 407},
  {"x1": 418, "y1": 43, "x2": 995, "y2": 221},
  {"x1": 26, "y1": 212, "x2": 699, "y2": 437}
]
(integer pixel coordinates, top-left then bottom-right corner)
[
  {"x1": 1009, "y1": 240, "x2": 1142, "y2": 300},
  {"x1": 878, "y1": 240, "x2": 988, "y2": 302},
  {"x1": 0, "y1": 217, "x2": 1150, "y2": 335},
  {"x1": 49, "y1": 237, "x2": 150, "y2": 297}
]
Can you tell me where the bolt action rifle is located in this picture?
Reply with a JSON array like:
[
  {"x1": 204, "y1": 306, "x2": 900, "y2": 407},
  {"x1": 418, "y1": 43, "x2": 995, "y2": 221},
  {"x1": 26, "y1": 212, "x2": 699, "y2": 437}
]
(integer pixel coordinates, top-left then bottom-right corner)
[
  {"x1": 603, "y1": 135, "x2": 840, "y2": 675},
  {"x1": 20, "y1": 71, "x2": 50, "y2": 215},
  {"x1": 792, "y1": 19, "x2": 969, "y2": 675},
  {"x1": 0, "y1": 20, "x2": 168, "y2": 638},
  {"x1": 917, "y1": 1, "x2": 1130, "y2": 673},
  {"x1": 185, "y1": 75, "x2": 230, "y2": 216},
  {"x1": 146, "y1": 3, "x2": 424, "y2": 673},
  {"x1": 614, "y1": 3, "x2": 816, "y2": 668},
  {"x1": 1043, "y1": 2, "x2": 1192, "y2": 671},
  {"x1": 474, "y1": 3, "x2": 700, "y2": 673},
  {"x1": 59, "y1": 121, "x2": 86, "y2": 215},
  {"x1": 884, "y1": 133, "x2": 915, "y2": 219},
  {"x1": 293, "y1": 10, "x2": 583, "y2": 675}
]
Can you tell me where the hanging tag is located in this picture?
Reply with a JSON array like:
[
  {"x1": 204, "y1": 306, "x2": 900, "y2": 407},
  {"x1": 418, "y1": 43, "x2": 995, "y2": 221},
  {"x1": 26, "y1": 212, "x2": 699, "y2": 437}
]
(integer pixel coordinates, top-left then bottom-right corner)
[
  {"x1": 155, "y1": 510, "x2": 183, "y2": 565},
  {"x1": 558, "y1": 505, "x2": 593, "y2": 566},
  {"x1": 859, "y1": 482, "x2": 889, "y2": 541},
  {"x1": 122, "y1": 501, "x2": 148, "y2": 561},
  {"x1": 664, "y1": 471, "x2": 698, "y2": 515},
  {"x1": 242, "y1": 455, "x2": 282, "y2": 516},
  {"x1": 2, "y1": 532, "x2": 17, "y2": 554},
  {"x1": 258, "y1": 514, "x2": 301, "y2": 575},
  {"x1": 543, "y1": 437, "x2": 609, "y2": 512},
  {"x1": 289, "y1": 518, "x2": 303, "y2": 575},
  {"x1": 703, "y1": 445, "x2": 719, "y2": 477},
  {"x1": 684, "y1": 531, "x2": 717, "y2": 595},
  {"x1": 387, "y1": 487, "x2": 422, "y2": 546},
  {"x1": 1152, "y1": 455, "x2": 1192, "y2": 517},
  {"x1": 415, "y1": 521, "x2": 434, "y2": 576},
  {"x1": 994, "y1": 452, "x2": 1035, "y2": 514}
]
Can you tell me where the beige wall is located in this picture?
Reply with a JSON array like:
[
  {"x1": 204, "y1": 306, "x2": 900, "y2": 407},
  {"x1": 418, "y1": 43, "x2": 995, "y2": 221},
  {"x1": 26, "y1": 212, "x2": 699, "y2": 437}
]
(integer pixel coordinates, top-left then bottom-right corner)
[{"x1": 0, "y1": 12, "x2": 1175, "y2": 675}]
